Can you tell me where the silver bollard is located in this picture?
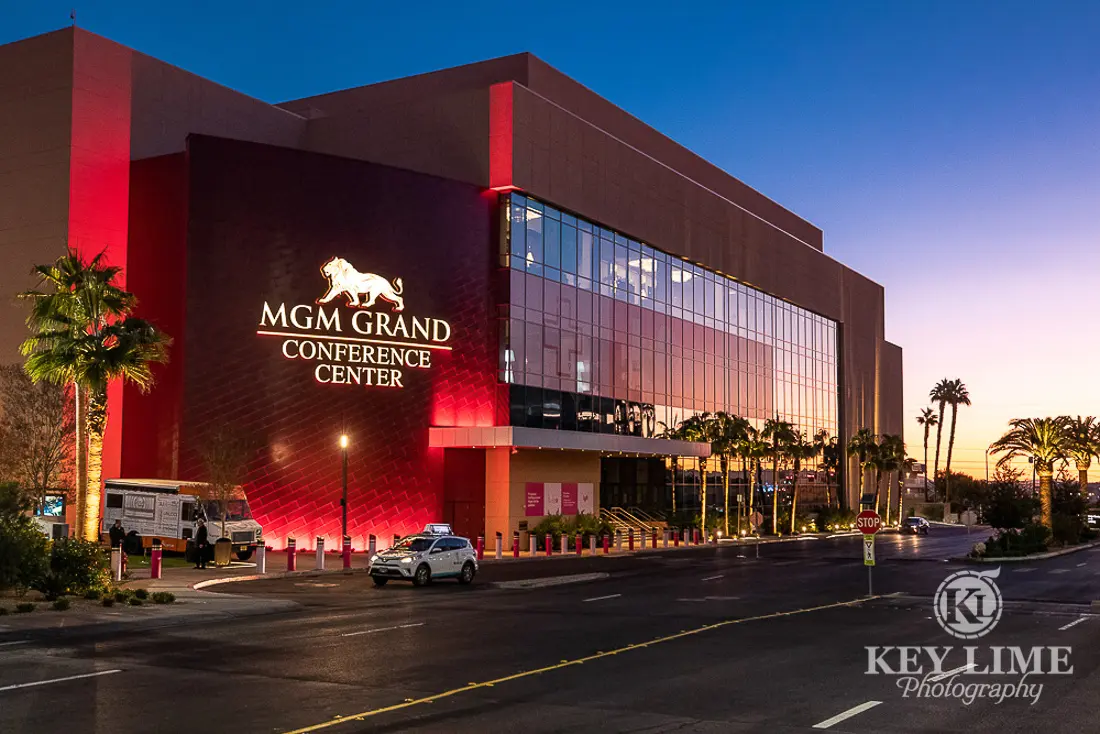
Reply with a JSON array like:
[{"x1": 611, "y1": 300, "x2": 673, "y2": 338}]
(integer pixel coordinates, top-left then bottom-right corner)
[
  {"x1": 663, "y1": 529, "x2": 669, "y2": 548},
  {"x1": 255, "y1": 544, "x2": 266, "y2": 574},
  {"x1": 368, "y1": 534, "x2": 377, "y2": 555},
  {"x1": 530, "y1": 532, "x2": 538, "y2": 557},
  {"x1": 111, "y1": 546, "x2": 123, "y2": 582},
  {"x1": 589, "y1": 534, "x2": 596, "y2": 555},
  {"x1": 316, "y1": 537, "x2": 325, "y2": 570},
  {"x1": 616, "y1": 530, "x2": 623, "y2": 552},
  {"x1": 495, "y1": 532, "x2": 503, "y2": 560},
  {"x1": 560, "y1": 534, "x2": 568, "y2": 555}
]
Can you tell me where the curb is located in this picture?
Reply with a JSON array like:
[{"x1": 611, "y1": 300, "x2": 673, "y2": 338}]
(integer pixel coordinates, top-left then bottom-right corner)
[
  {"x1": 492, "y1": 572, "x2": 609, "y2": 590},
  {"x1": 192, "y1": 567, "x2": 365, "y2": 590},
  {"x1": 954, "y1": 539, "x2": 1100, "y2": 563}
]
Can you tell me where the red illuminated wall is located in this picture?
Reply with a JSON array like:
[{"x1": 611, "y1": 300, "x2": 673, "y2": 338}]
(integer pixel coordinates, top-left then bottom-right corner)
[{"x1": 172, "y1": 136, "x2": 499, "y2": 548}]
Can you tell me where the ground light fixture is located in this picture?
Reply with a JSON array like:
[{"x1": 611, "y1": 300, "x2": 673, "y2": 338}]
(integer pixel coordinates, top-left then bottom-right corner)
[{"x1": 339, "y1": 434, "x2": 349, "y2": 540}]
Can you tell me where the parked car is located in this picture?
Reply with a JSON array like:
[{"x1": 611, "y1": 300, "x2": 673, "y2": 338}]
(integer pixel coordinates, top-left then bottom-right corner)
[
  {"x1": 368, "y1": 524, "x2": 478, "y2": 587},
  {"x1": 903, "y1": 516, "x2": 930, "y2": 535}
]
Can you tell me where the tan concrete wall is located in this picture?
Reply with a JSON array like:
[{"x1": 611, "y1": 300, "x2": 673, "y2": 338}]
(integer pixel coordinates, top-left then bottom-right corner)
[
  {"x1": 483, "y1": 448, "x2": 601, "y2": 549},
  {"x1": 0, "y1": 29, "x2": 74, "y2": 364}
]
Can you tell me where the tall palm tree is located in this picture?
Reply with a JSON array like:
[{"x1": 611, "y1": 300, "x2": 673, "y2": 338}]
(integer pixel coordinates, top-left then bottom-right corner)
[
  {"x1": 943, "y1": 379, "x2": 971, "y2": 504},
  {"x1": 678, "y1": 413, "x2": 719, "y2": 535},
  {"x1": 815, "y1": 429, "x2": 840, "y2": 508},
  {"x1": 739, "y1": 428, "x2": 770, "y2": 535},
  {"x1": 20, "y1": 251, "x2": 170, "y2": 540},
  {"x1": 1062, "y1": 416, "x2": 1099, "y2": 509},
  {"x1": 916, "y1": 407, "x2": 939, "y2": 501},
  {"x1": 990, "y1": 417, "x2": 1070, "y2": 528},
  {"x1": 846, "y1": 427, "x2": 877, "y2": 505},
  {"x1": 763, "y1": 417, "x2": 796, "y2": 535},
  {"x1": 900, "y1": 456, "x2": 917, "y2": 522},
  {"x1": 787, "y1": 432, "x2": 819, "y2": 534},
  {"x1": 712, "y1": 412, "x2": 751, "y2": 537},
  {"x1": 876, "y1": 434, "x2": 905, "y2": 522},
  {"x1": 929, "y1": 379, "x2": 952, "y2": 498},
  {"x1": 658, "y1": 421, "x2": 683, "y2": 513}
]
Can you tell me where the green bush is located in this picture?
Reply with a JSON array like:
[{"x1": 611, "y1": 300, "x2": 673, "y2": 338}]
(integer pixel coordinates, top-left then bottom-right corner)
[
  {"x1": 0, "y1": 513, "x2": 51, "y2": 594},
  {"x1": 51, "y1": 598, "x2": 71, "y2": 611},
  {"x1": 981, "y1": 523, "x2": 1052, "y2": 557},
  {"x1": 113, "y1": 589, "x2": 131, "y2": 603},
  {"x1": 133, "y1": 588, "x2": 149, "y2": 600},
  {"x1": 1051, "y1": 513, "x2": 1086, "y2": 546},
  {"x1": 15, "y1": 602, "x2": 35, "y2": 614},
  {"x1": 817, "y1": 507, "x2": 857, "y2": 532},
  {"x1": 128, "y1": 597, "x2": 143, "y2": 606},
  {"x1": 151, "y1": 591, "x2": 176, "y2": 604},
  {"x1": 83, "y1": 589, "x2": 101, "y2": 601},
  {"x1": 529, "y1": 513, "x2": 613, "y2": 549},
  {"x1": 45, "y1": 538, "x2": 111, "y2": 596},
  {"x1": 101, "y1": 597, "x2": 115, "y2": 608}
]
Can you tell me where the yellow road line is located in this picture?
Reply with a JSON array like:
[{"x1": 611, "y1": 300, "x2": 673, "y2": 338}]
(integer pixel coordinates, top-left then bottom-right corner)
[{"x1": 282, "y1": 595, "x2": 883, "y2": 733}]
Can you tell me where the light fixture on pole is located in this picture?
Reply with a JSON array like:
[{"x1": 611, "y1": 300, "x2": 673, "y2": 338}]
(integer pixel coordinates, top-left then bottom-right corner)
[{"x1": 339, "y1": 434, "x2": 349, "y2": 540}]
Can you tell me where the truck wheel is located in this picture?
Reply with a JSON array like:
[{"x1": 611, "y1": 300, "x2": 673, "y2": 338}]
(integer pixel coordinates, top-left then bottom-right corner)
[
  {"x1": 372, "y1": 577, "x2": 388, "y2": 587},
  {"x1": 236, "y1": 550, "x2": 253, "y2": 562},
  {"x1": 412, "y1": 564, "x2": 431, "y2": 587},
  {"x1": 458, "y1": 561, "x2": 476, "y2": 585}
]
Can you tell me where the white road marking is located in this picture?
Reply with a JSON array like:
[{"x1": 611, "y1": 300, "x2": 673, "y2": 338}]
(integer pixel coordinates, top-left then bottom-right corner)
[
  {"x1": 341, "y1": 622, "x2": 424, "y2": 637},
  {"x1": 812, "y1": 700, "x2": 882, "y2": 729},
  {"x1": 701, "y1": 574, "x2": 723, "y2": 581},
  {"x1": 1059, "y1": 616, "x2": 1090, "y2": 631},
  {"x1": 676, "y1": 596, "x2": 741, "y2": 602},
  {"x1": 929, "y1": 664, "x2": 974, "y2": 682},
  {"x1": 0, "y1": 669, "x2": 122, "y2": 693},
  {"x1": 0, "y1": 641, "x2": 29, "y2": 648},
  {"x1": 1012, "y1": 568, "x2": 1036, "y2": 573},
  {"x1": 1050, "y1": 569, "x2": 1071, "y2": 574},
  {"x1": 582, "y1": 594, "x2": 622, "y2": 603},
  {"x1": 1078, "y1": 563, "x2": 1088, "y2": 567}
]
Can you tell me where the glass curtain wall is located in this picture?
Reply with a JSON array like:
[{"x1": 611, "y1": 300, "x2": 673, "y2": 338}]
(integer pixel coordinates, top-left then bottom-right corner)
[{"x1": 499, "y1": 193, "x2": 840, "y2": 506}]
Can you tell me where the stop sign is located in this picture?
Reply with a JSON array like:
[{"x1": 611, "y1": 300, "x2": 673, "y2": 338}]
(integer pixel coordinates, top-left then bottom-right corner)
[{"x1": 856, "y1": 510, "x2": 882, "y2": 535}]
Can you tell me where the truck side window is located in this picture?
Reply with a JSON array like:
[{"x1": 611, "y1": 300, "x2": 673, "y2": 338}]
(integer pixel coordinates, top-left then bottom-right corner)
[
  {"x1": 106, "y1": 494, "x2": 123, "y2": 509},
  {"x1": 181, "y1": 502, "x2": 195, "y2": 522}
]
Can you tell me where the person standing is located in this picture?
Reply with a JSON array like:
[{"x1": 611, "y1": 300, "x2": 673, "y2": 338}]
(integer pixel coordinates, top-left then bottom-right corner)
[
  {"x1": 194, "y1": 519, "x2": 209, "y2": 570},
  {"x1": 109, "y1": 519, "x2": 126, "y2": 548}
]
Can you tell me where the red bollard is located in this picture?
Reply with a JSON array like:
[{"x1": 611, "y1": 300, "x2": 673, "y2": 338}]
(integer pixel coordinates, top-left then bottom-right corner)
[
  {"x1": 342, "y1": 536, "x2": 352, "y2": 569},
  {"x1": 693, "y1": 528, "x2": 700, "y2": 545},
  {"x1": 602, "y1": 533, "x2": 610, "y2": 554},
  {"x1": 575, "y1": 533, "x2": 582, "y2": 555},
  {"x1": 545, "y1": 533, "x2": 552, "y2": 557},
  {"x1": 628, "y1": 529, "x2": 635, "y2": 551},
  {"x1": 150, "y1": 539, "x2": 162, "y2": 579},
  {"x1": 651, "y1": 528, "x2": 658, "y2": 549},
  {"x1": 476, "y1": 535, "x2": 485, "y2": 560},
  {"x1": 287, "y1": 538, "x2": 297, "y2": 571},
  {"x1": 674, "y1": 528, "x2": 680, "y2": 547},
  {"x1": 512, "y1": 531, "x2": 520, "y2": 558}
]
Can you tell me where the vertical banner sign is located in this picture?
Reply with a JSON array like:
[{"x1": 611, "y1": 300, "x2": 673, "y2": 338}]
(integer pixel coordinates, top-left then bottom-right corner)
[
  {"x1": 525, "y1": 483, "x2": 544, "y2": 517},
  {"x1": 544, "y1": 483, "x2": 562, "y2": 515},
  {"x1": 578, "y1": 483, "x2": 594, "y2": 515},
  {"x1": 561, "y1": 483, "x2": 579, "y2": 515},
  {"x1": 863, "y1": 535, "x2": 875, "y2": 566}
]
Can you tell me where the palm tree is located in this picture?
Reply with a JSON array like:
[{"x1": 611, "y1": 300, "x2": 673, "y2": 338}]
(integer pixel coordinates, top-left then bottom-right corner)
[
  {"x1": 712, "y1": 412, "x2": 751, "y2": 537},
  {"x1": 20, "y1": 251, "x2": 170, "y2": 540},
  {"x1": 1063, "y1": 416, "x2": 1099, "y2": 509},
  {"x1": 942, "y1": 379, "x2": 971, "y2": 504},
  {"x1": 990, "y1": 417, "x2": 1070, "y2": 528},
  {"x1": 815, "y1": 429, "x2": 840, "y2": 508},
  {"x1": 763, "y1": 417, "x2": 796, "y2": 535},
  {"x1": 846, "y1": 428, "x2": 877, "y2": 505},
  {"x1": 900, "y1": 456, "x2": 917, "y2": 522},
  {"x1": 929, "y1": 379, "x2": 953, "y2": 497},
  {"x1": 678, "y1": 413, "x2": 718, "y2": 535},
  {"x1": 659, "y1": 421, "x2": 684, "y2": 513},
  {"x1": 916, "y1": 408, "x2": 939, "y2": 500},
  {"x1": 876, "y1": 434, "x2": 905, "y2": 522},
  {"x1": 787, "y1": 433, "x2": 819, "y2": 534},
  {"x1": 739, "y1": 428, "x2": 770, "y2": 535}
]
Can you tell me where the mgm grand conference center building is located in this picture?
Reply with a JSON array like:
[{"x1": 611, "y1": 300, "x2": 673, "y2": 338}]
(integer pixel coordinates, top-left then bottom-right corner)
[{"x1": 0, "y1": 28, "x2": 902, "y2": 549}]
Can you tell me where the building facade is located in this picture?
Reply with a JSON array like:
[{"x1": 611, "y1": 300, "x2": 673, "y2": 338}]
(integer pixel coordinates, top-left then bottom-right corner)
[{"x1": 0, "y1": 28, "x2": 902, "y2": 548}]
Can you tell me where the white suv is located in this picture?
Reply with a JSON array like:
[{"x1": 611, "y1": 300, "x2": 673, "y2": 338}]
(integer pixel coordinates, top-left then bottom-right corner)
[{"x1": 369, "y1": 526, "x2": 478, "y2": 587}]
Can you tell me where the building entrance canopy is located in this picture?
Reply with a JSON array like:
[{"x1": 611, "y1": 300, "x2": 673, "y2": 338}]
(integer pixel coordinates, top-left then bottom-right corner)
[{"x1": 428, "y1": 426, "x2": 710, "y2": 458}]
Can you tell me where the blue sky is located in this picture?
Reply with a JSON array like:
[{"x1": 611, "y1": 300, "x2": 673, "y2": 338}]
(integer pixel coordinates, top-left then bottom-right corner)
[{"x1": 4, "y1": 1, "x2": 1099, "y2": 473}]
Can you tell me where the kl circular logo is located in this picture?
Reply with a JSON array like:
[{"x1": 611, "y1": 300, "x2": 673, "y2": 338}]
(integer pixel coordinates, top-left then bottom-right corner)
[{"x1": 933, "y1": 567, "x2": 1003, "y2": 640}]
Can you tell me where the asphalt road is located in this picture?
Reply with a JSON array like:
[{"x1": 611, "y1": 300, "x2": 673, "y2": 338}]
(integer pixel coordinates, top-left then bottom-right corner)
[{"x1": 4, "y1": 526, "x2": 1100, "y2": 733}]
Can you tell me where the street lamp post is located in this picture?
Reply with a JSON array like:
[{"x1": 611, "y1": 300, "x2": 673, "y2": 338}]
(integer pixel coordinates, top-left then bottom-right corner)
[{"x1": 339, "y1": 434, "x2": 349, "y2": 540}]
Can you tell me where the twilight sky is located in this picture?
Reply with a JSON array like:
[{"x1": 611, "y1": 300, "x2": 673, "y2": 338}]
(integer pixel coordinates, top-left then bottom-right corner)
[{"x1": 5, "y1": 1, "x2": 1099, "y2": 477}]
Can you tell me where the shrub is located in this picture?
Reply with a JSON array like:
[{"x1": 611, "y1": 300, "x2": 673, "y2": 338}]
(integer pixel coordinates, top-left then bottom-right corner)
[
  {"x1": 817, "y1": 507, "x2": 857, "y2": 532},
  {"x1": 133, "y1": 588, "x2": 149, "y2": 600},
  {"x1": 113, "y1": 589, "x2": 131, "y2": 603},
  {"x1": 51, "y1": 598, "x2": 71, "y2": 611},
  {"x1": 101, "y1": 598, "x2": 115, "y2": 608},
  {"x1": 33, "y1": 573, "x2": 69, "y2": 602},
  {"x1": 151, "y1": 591, "x2": 176, "y2": 604},
  {"x1": 1051, "y1": 512, "x2": 1086, "y2": 546},
  {"x1": 128, "y1": 597, "x2": 143, "y2": 606},
  {"x1": 981, "y1": 523, "x2": 1051, "y2": 557},
  {"x1": 83, "y1": 589, "x2": 101, "y2": 601},
  {"x1": 0, "y1": 513, "x2": 51, "y2": 594},
  {"x1": 48, "y1": 538, "x2": 111, "y2": 596},
  {"x1": 15, "y1": 602, "x2": 35, "y2": 614}
]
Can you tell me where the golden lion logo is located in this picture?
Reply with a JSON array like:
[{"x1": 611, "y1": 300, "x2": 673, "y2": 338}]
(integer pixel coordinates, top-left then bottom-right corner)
[{"x1": 317, "y1": 257, "x2": 404, "y2": 311}]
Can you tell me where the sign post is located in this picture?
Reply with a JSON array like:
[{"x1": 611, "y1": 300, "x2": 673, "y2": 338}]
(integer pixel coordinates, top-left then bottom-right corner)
[{"x1": 857, "y1": 509, "x2": 882, "y2": 597}]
